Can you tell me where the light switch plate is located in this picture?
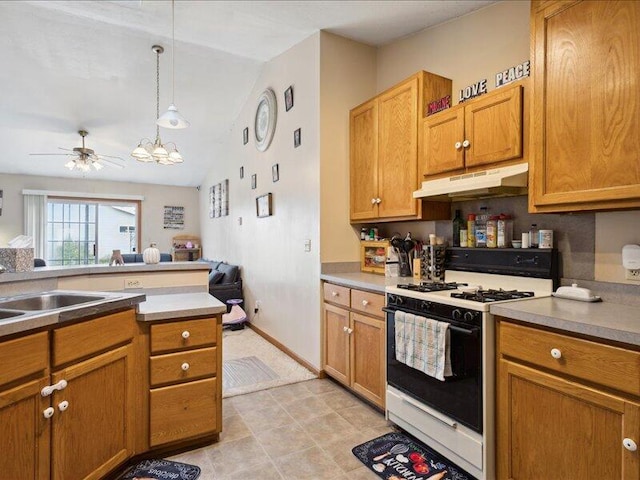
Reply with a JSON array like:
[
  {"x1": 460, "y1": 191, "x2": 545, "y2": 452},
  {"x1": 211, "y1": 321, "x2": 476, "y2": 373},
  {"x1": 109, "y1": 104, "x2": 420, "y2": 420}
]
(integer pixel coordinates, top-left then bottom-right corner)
[{"x1": 625, "y1": 269, "x2": 640, "y2": 281}]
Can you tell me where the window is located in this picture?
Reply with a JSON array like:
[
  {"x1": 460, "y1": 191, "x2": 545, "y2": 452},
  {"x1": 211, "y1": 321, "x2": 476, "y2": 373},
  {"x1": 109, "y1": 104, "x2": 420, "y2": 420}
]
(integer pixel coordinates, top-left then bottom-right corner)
[{"x1": 46, "y1": 199, "x2": 139, "y2": 265}]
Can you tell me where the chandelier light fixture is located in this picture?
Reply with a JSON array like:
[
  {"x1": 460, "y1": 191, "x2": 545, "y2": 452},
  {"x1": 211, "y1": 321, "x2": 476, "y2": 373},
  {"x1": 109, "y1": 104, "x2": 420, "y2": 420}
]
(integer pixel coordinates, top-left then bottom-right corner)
[
  {"x1": 157, "y1": 0, "x2": 189, "y2": 129},
  {"x1": 131, "y1": 45, "x2": 184, "y2": 165}
]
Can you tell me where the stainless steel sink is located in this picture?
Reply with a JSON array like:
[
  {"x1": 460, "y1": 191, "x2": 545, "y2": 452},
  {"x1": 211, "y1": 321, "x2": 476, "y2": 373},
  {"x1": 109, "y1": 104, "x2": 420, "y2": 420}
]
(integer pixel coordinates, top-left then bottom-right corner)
[
  {"x1": 0, "y1": 309, "x2": 24, "y2": 319},
  {"x1": 0, "y1": 293, "x2": 106, "y2": 311}
]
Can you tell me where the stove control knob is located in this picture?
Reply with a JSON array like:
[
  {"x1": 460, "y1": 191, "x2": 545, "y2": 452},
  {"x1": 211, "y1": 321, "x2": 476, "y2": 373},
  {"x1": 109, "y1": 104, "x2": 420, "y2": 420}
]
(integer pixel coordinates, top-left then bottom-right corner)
[
  {"x1": 464, "y1": 311, "x2": 476, "y2": 323},
  {"x1": 396, "y1": 296, "x2": 404, "y2": 305},
  {"x1": 452, "y1": 309, "x2": 462, "y2": 321},
  {"x1": 388, "y1": 294, "x2": 397, "y2": 304},
  {"x1": 420, "y1": 301, "x2": 432, "y2": 311}
]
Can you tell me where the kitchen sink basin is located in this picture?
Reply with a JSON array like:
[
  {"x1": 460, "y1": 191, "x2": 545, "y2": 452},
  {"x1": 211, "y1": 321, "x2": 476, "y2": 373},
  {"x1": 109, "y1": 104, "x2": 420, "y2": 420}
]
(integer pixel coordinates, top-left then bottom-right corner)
[
  {"x1": 0, "y1": 309, "x2": 25, "y2": 319},
  {"x1": 0, "y1": 293, "x2": 106, "y2": 311}
]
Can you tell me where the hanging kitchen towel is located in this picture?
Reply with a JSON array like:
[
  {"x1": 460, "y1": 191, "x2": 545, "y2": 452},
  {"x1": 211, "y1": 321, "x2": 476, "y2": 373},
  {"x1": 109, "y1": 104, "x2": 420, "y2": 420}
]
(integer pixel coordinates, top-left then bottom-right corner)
[
  {"x1": 394, "y1": 310, "x2": 407, "y2": 364},
  {"x1": 405, "y1": 315, "x2": 451, "y2": 381}
]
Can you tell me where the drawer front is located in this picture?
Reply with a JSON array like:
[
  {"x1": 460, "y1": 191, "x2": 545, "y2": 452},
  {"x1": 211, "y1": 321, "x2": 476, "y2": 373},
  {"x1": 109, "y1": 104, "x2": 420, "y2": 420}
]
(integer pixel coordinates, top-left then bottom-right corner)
[
  {"x1": 500, "y1": 321, "x2": 640, "y2": 396},
  {"x1": 351, "y1": 289, "x2": 384, "y2": 317},
  {"x1": 150, "y1": 377, "x2": 218, "y2": 446},
  {"x1": 151, "y1": 318, "x2": 217, "y2": 354},
  {"x1": 53, "y1": 309, "x2": 135, "y2": 367},
  {"x1": 150, "y1": 347, "x2": 217, "y2": 387},
  {"x1": 0, "y1": 332, "x2": 49, "y2": 386},
  {"x1": 323, "y1": 283, "x2": 350, "y2": 307}
]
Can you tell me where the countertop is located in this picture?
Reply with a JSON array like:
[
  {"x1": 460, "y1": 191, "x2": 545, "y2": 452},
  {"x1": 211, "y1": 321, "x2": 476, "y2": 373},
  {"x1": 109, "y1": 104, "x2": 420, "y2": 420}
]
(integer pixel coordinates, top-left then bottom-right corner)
[
  {"x1": 490, "y1": 297, "x2": 640, "y2": 347},
  {"x1": 137, "y1": 292, "x2": 226, "y2": 321},
  {"x1": 320, "y1": 272, "x2": 419, "y2": 293}
]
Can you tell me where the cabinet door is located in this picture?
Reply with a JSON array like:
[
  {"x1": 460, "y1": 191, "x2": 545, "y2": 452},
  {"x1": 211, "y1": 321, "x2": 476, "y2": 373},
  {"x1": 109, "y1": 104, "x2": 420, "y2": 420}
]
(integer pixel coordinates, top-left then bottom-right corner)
[
  {"x1": 378, "y1": 76, "x2": 419, "y2": 218},
  {"x1": 51, "y1": 345, "x2": 134, "y2": 480},
  {"x1": 422, "y1": 105, "x2": 465, "y2": 176},
  {"x1": 530, "y1": 0, "x2": 640, "y2": 212},
  {"x1": 498, "y1": 359, "x2": 640, "y2": 479},
  {"x1": 323, "y1": 303, "x2": 350, "y2": 385},
  {"x1": 464, "y1": 84, "x2": 523, "y2": 168},
  {"x1": 350, "y1": 312, "x2": 385, "y2": 408},
  {"x1": 350, "y1": 98, "x2": 379, "y2": 221},
  {"x1": 0, "y1": 377, "x2": 51, "y2": 480}
]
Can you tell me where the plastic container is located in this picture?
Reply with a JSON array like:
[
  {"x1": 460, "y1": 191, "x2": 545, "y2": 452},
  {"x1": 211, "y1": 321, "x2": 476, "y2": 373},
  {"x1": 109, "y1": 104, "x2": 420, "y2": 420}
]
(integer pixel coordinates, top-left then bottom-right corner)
[
  {"x1": 460, "y1": 229, "x2": 468, "y2": 247},
  {"x1": 467, "y1": 214, "x2": 476, "y2": 248},
  {"x1": 475, "y1": 208, "x2": 489, "y2": 248},
  {"x1": 529, "y1": 224, "x2": 539, "y2": 248},
  {"x1": 539, "y1": 229, "x2": 553, "y2": 248},
  {"x1": 497, "y1": 214, "x2": 513, "y2": 248},
  {"x1": 452, "y1": 209, "x2": 463, "y2": 247},
  {"x1": 486, "y1": 216, "x2": 499, "y2": 248}
]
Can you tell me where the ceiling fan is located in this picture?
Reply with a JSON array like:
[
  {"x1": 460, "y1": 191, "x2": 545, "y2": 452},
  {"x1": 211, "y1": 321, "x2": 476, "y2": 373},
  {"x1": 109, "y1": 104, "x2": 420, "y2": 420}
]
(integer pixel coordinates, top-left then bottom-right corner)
[{"x1": 30, "y1": 130, "x2": 125, "y2": 172}]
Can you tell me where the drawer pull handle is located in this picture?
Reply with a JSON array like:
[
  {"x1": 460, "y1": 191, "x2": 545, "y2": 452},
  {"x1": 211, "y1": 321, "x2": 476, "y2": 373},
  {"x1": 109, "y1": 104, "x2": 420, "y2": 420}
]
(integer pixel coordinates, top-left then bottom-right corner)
[
  {"x1": 624, "y1": 438, "x2": 638, "y2": 452},
  {"x1": 181, "y1": 362, "x2": 190, "y2": 371},
  {"x1": 332, "y1": 291, "x2": 339, "y2": 297},
  {"x1": 362, "y1": 300, "x2": 369, "y2": 306},
  {"x1": 550, "y1": 348, "x2": 562, "y2": 359},
  {"x1": 58, "y1": 400, "x2": 69, "y2": 412},
  {"x1": 43, "y1": 407, "x2": 55, "y2": 419},
  {"x1": 41, "y1": 379, "x2": 68, "y2": 397},
  {"x1": 182, "y1": 330, "x2": 190, "y2": 339}
]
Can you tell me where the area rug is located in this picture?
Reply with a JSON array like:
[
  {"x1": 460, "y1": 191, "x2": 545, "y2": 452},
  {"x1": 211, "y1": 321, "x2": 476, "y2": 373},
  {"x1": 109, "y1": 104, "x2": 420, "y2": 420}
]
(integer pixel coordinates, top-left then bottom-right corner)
[
  {"x1": 121, "y1": 459, "x2": 200, "y2": 480},
  {"x1": 352, "y1": 432, "x2": 476, "y2": 480},
  {"x1": 222, "y1": 327, "x2": 316, "y2": 398}
]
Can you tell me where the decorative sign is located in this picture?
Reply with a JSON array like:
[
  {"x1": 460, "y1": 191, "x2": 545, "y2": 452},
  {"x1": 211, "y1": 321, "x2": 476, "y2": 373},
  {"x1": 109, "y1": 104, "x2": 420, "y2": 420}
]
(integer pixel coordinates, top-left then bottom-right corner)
[
  {"x1": 458, "y1": 79, "x2": 488, "y2": 103},
  {"x1": 495, "y1": 60, "x2": 530, "y2": 88},
  {"x1": 163, "y1": 206, "x2": 184, "y2": 230},
  {"x1": 209, "y1": 179, "x2": 229, "y2": 219},
  {"x1": 426, "y1": 95, "x2": 451, "y2": 116}
]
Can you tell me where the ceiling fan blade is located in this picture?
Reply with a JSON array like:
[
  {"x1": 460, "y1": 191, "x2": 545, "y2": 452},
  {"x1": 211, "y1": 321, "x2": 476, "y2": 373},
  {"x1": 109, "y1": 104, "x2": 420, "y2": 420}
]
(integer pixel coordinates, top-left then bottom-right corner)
[
  {"x1": 97, "y1": 154, "x2": 124, "y2": 160},
  {"x1": 97, "y1": 157, "x2": 125, "y2": 169},
  {"x1": 58, "y1": 147, "x2": 74, "y2": 151},
  {"x1": 29, "y1": 153, "x2": 75, "y2": 156}
]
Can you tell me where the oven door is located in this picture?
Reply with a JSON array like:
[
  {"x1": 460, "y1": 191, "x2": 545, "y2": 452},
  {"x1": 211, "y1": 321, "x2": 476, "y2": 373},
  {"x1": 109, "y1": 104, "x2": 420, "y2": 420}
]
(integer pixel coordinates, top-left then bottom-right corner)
[{"x1": 385, "y1": 306, "x2": 482, "y2": 433}]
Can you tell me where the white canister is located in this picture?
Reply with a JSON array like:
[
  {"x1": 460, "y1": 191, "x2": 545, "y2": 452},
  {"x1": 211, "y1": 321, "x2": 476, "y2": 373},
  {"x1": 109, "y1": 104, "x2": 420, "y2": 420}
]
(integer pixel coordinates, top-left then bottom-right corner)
[
  {"x1": 521, "y1": 232, "x2": 530, "y2": 249},
  {"x1": 539, "y1": 230, "x2": 554, "y2": 248}
]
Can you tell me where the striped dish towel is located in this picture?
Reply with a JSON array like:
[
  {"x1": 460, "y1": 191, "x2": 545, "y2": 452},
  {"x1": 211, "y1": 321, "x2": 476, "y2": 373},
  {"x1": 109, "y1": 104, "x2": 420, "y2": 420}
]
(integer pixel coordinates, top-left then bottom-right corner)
[{"x1": 395, "y1": 310, "x2": 452, "y2": 381}]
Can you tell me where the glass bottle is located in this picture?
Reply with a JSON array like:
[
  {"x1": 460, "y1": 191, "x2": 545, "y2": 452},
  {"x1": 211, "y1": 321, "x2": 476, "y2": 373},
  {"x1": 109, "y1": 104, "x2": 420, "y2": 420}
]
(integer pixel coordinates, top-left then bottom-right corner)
[
  {"x1": 452, "y1": 209, "x2": 463, "y2": 247},
  {"x1": 529, "y1": 223, "x2": 539, "y2": 248},
  {"x1": 497, "y1": 214, "x2": 513, "y2": 248},
  {"x1": 467, "y1": 214, "x2": 476, "y2": 248},
  {"x1": 486, "y1": 216, "x2": 499, "y2": 248}
]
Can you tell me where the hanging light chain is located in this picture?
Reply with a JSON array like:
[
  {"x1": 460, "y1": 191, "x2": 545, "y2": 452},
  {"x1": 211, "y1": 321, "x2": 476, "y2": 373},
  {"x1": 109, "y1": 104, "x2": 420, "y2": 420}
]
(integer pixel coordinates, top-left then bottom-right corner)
[
  {"x1": 172, "y1": 0, "x2": 175, "y2": 104},
  {"x1": 156, "y1": 47, "x2": 161, "y2": 143}
]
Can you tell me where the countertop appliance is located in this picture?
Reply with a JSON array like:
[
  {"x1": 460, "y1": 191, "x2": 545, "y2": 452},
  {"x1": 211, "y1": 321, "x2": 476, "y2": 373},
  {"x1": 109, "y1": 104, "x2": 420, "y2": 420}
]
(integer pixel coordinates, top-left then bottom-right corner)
[{"x1": 384, "y1": 247, "x2": 558, "y2": 480}]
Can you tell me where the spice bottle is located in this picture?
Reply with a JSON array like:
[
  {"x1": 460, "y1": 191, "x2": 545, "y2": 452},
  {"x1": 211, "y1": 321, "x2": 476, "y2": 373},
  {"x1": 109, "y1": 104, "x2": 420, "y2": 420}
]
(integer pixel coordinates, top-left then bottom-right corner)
[
  {"x1": 486, "y1": 216, "x2": 499, "y2": 248},
  {"x1": 467, "y1": 214, "x2": 476, "y2": 248},
  {"x1": 360, "y1": 227, "x2": 367, "y2": 241},
  {"x1": 475, "y1": 207, "x2": 489, "y2": 248},
  {"x1": 452, "y1": 209, "x2": 463, "y2": 247},
  {"x1": 529, "y1": 223, "x2": 539, "y2": 248},
  {"x1": 497, "y1": 214, "x2": 512, "y2": 248}
]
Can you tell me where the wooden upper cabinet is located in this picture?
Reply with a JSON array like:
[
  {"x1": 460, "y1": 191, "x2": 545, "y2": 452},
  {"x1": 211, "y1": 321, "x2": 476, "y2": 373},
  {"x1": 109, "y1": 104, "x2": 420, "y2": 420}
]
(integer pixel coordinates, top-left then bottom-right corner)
[
  {"x1": 350, "y1": 71, "x2": 452, "y2": 222},
  {"x1": 422, "y1": 82, "x2": 524, "y2": 177},
  {"x1": 529, "y1": 0, "x2": 640, "y2": 212}
]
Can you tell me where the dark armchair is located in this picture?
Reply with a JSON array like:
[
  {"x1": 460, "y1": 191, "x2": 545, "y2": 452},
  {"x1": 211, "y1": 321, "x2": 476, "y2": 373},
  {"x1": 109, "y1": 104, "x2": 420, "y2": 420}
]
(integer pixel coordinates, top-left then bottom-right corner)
[{"x1": 203, "y1": 260, "x2": 243, "y2": 310}]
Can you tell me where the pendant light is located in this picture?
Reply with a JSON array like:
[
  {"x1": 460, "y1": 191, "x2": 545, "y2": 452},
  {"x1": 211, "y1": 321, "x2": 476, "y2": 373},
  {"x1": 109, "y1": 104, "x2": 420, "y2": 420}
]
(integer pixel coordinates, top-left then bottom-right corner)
[
  {"x1": 131, "y1": 45, "x2": 184, "y2": 165},
  {"x1": 157, "y1": 0, "x2": 190, "y2": 129}
]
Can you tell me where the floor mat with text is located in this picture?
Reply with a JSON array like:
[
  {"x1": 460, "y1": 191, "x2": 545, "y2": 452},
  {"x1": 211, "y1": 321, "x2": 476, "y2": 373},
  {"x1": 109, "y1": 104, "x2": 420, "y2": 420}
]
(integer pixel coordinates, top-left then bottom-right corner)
[{"x1": 121, "y1": 459, "x2": 200, "y2": 480}]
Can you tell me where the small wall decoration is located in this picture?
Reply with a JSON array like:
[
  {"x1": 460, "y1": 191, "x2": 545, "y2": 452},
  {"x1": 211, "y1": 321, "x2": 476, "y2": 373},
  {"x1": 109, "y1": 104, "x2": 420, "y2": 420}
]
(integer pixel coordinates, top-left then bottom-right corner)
[
  {"x1": 243, "y1": 127, "x2": 249, "y2": 145},
  {"x1": 256, "y1": 193, "x2": 273, "y2": 218},
  {"x1": 0, "y1": 189, "x2": 3, "y2": 216},
  {"x1": 284, "y1": 86, "x2": 294, "y2": 112},
  {"x1": 272, "y1": 163, "x2": 279, "y2": 182},
  {"x1": 209, "y1": 179, "x2": 229, "y2": 219},
  {"x1": 294, "y1": 128, "x2": 301, "y2": 148},
  {"x1": 427, "y1": 95, "x2": 451, "y2": 116},
  {"x1": 495, "y1": 60, "x2": 530, "y2": 88},
  {"x1": 251, "y1": 174, "x2": 257, "y2": 190},
  {"x1": 163, "y1": 205, "x2": 184, "y2": 229},
  {"x1": 208, "y1": 186, "x2": 214, "y2": 218},
  {"x1": 255, "y1": 88, "x2": 277, "y2": 152},
  {"x1": 458, "y1": 79, "x2": 488, "y2": 103}
]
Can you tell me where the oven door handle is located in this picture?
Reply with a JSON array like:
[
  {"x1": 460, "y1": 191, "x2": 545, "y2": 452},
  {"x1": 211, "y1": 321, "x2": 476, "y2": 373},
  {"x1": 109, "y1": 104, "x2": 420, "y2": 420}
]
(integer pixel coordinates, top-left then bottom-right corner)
[
  {"x1": 401, "y1": 394, "x2": 458, "y2": 429},
  {"x1": 384, "y1": 308, "x2": 479, "y2": 337}
]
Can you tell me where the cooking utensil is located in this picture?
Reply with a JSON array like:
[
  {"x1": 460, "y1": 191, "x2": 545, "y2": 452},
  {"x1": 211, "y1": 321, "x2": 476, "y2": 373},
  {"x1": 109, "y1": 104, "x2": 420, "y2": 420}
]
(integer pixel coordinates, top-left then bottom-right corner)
[{"x1": 373, "y1": 443, "x2": 409, "y2": 461}]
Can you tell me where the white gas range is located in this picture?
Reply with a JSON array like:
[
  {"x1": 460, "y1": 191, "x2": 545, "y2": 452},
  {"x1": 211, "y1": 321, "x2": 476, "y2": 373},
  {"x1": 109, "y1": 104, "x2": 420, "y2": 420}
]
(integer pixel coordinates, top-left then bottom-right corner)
[{"x1": 384, "y1": 248, "x2": 558, "y2": 480}]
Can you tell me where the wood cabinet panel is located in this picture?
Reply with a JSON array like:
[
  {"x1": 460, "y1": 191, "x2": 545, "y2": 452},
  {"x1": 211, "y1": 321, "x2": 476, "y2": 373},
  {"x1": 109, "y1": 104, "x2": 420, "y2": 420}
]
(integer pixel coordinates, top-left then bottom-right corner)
[
  {"x1": 150, "y1": 347, "x2": 217, "y2": 387},
  {"x1": 150, "y1": 377, "x2": 217, "y2": 447},
  {"x1": 350, "y1": 290, "x2": 384, "y2": 317},
  {"x1": 500, "y1": 321, "x2": 640, "y2": 397},
  {"x1": 53, "y1": 310, "x2": 135, "y2": 367},
  {"x1": 151, "y1": 318, "x2": 217, "y2": 354},
  {"x1": 422, "y1": 106, "x2": 465, "y2": 175},
  {"x1": 350, "y1": 312, "x2": 385, "y2": 407},
  {"x1": 323, "y1": 282, "x2": 350, "y2": 308},
  {"x1": 0, "y1": 331, "x2": 48, "y2": 386},
  {"x1": 350, "y1": 99, "x2": 379, "y2": 221},
  {"x1": 530, "y1": 0, "x2": 640, "y2": 212},
  {"x1": 323, "y1": 303, "x2": 350, "y2": 386}
]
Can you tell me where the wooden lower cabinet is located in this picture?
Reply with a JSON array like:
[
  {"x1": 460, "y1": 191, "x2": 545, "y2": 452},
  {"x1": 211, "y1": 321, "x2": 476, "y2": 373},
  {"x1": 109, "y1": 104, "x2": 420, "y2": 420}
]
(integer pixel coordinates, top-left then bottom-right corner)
[
  {"x1": 323, "y1": 283, "x2": 385, "y2": 408},
  {"x1": 497, "y1": 319, "x2": 640, "y2": 479}
]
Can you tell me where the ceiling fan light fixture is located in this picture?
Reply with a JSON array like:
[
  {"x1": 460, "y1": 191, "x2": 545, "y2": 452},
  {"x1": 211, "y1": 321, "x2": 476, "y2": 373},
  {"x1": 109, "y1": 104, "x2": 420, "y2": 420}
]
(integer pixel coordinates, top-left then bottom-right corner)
[
  {"x1": 65, "y1": 160, "x2": 76, "y2": 170},
  {"x1": 157, "y1": 104, "x2": 190, "y2": 129},
  {"x1": 168, "y1": 150, "x2": 183, "y2": 163},
  {"x1": 92, "y1": 161, "x2": 104, "y2": 171},
  {"x1": 152, "y1": 145, "x2": 169, "y2": 159},
  {"x1": 131, "y1": 144, "x2": 152, "y2": 161}
]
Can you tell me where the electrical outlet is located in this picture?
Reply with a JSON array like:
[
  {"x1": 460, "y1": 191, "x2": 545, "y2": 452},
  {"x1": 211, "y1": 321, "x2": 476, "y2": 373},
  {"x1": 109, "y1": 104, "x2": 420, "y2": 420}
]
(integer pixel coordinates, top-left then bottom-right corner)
[
  {"x1": 124, "y1": 278, "x2": 143, "y2": 289},
  {"x1": 626, "y1": 269, "x2": 640, "y2": 281},
  {"x1": 254, "y1": 300, "x2": 262, "y2": 314}
]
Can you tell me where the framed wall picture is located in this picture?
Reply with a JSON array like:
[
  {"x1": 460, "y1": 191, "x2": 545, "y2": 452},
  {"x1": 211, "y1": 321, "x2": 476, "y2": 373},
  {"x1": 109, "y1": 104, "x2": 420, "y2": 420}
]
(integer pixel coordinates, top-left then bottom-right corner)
[
  {"x1": 240, "y1": 166, "x2": 244, "y2": 179},
  {"x1": 294, "y1": 128, "x2": 301, "y2": 148},
  {"x1": 243, "y1": 127, "x2": 249, "y2": 145},
  {"x1": 251, "y1": 174, "x2": 257, "y2": 190},
  {"x1": 272, "y1": 163, "x2": 279, "y2": 182},
  {"x1": 284, "y1": 86, "x2": 294, "y2": 112},
  {"x1": 256, "y1": 193, "x2": 273, "y2": 218}
]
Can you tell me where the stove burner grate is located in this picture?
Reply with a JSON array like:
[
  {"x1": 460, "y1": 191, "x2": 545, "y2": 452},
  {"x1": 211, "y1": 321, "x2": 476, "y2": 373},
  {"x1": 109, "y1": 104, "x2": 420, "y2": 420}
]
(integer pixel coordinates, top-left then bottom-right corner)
[
  {"x1": 397, "y1": 281, "x2": 467, "y2": 293},
  {"x1": 450, "y1": 289, "x2": 535, "y2": 303}
]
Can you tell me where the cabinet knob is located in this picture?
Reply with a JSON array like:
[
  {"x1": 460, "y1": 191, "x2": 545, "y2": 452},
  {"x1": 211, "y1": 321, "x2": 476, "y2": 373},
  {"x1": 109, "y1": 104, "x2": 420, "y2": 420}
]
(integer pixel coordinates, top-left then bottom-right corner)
[
  {"x1": 371, "y1": 198, "x2": 377, "y2": 204},
  {"x1": 182, "y1": 330, "x2": 190, "y2": 339},
  {"x1": 43, "y1": 407, "x2": 55, "y2": 419},
  {"x1": 624, "y1": 438, "x2": 638, "y2": 452},
  {"x1": 455, "y1": 141, "x2": 462, "y2": 150},
  {"x1": 343, "y1": 326, "x2": 348, "y2": 332},
  {"x1": 58, "y1": 400, "x2": 69, "y2": 412},
  {"x1": 41, "y1": 379, "x2": 68, "y2": 397},
  {"x1": 362, "y1": 300, "x2": 369, "y2": 306},
  {"x1": 376, "y1": 198, "x2": 382, "y2": 204},
  {"x1": 347, "y1": 328, "x2": 353, "y2": 335},
  {"x1": 181, "y1": 362, "x2": 190, "y2": 371},
  {"x1": 462, "y1": 140, "x2": 470, "y2": 148},
  {"x1": 550, "y1": 348, "x2": 562, "y2": 359},
  {"x1": 331, "y1": 291, "x2": 339, "y2": 297}
]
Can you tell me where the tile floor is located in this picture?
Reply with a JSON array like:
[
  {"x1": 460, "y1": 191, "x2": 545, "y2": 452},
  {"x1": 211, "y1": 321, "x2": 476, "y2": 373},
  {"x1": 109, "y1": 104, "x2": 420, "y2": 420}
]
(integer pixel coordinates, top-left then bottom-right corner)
[{"x1": 169, "y1": 378, "x2": 395, "y2": 479}]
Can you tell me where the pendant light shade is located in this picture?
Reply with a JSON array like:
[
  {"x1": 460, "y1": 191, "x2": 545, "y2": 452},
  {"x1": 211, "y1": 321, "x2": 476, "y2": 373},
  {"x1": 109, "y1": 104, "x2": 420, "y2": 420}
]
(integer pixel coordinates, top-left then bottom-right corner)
[{"x1": 157, "y1": 103, "x2": 190, "y2": 129}]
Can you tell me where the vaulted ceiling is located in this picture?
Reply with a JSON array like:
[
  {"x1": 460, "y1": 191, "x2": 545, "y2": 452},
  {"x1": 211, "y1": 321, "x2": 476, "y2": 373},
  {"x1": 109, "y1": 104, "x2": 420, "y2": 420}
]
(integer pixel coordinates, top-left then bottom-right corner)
[{"x1": 0, "y1": 0, "x2": 494, "y2": 186}]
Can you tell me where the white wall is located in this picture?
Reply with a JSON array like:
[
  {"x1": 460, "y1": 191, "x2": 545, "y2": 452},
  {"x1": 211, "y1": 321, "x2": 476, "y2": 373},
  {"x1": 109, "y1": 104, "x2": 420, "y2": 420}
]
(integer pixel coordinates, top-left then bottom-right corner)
[
  {"x1": 199, "y1": 34, "x2": 322, "y2": 368},
  {"x1": 0, "y1": 173, "x2": 199, "y2": 253}
]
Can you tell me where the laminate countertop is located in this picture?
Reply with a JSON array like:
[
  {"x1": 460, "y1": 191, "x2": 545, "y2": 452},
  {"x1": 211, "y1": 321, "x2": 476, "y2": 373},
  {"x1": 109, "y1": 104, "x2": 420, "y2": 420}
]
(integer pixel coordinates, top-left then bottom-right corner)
[
  {"x1": 320, "y1": 272, "x2": 419, "y2": 294},
  {"x1": 137, "y1": 292, "x2": 226, "y2": 321},
  {"x1": 490, "y1": 297, "x2": 640, "y2": 347}
]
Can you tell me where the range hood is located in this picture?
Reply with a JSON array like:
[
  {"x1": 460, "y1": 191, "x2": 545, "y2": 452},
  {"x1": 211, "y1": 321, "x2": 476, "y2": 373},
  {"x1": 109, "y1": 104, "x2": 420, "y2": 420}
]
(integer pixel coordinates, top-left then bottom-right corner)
[{"x1": 413, "y1": 163, "x2": 528, "y2": 201}]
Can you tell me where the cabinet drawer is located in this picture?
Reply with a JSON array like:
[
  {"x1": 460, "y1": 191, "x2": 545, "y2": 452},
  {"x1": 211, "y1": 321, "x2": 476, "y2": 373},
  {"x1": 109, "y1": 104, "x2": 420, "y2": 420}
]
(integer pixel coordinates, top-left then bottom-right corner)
[
  {"x1": 351, "y1": 289, "x2": 384, "y2": 317},
  {"x1": 323, "y1": 283, "x2": 350, "y2": 307},
  {"x1": 151, "y1": 318, "x2": 217, "y2": 354},
  {"x1": 150, "y1": 377, "x2": 218, "y2": 446},
  {"x1": 53, "y1": 309, "x2": 135, "y2": 367},
  {"x1": 0, "y1": 332, "x2": 48, "y2": 386},
  {"x1": 500, "y1": 321, "x2": 640, "y2": 397},
  {"x1": 150, "y1": 347, "x2": 217, "y2": 387}
]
